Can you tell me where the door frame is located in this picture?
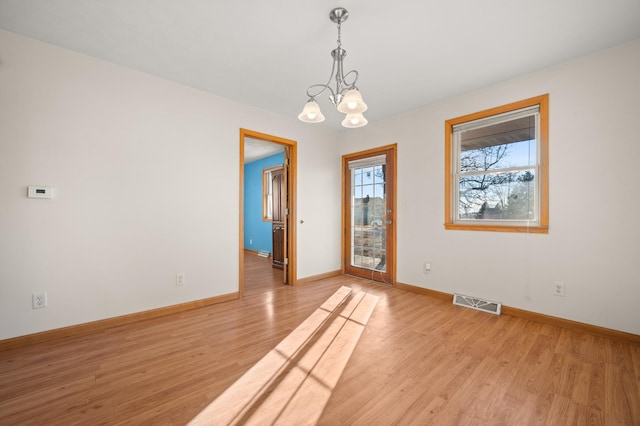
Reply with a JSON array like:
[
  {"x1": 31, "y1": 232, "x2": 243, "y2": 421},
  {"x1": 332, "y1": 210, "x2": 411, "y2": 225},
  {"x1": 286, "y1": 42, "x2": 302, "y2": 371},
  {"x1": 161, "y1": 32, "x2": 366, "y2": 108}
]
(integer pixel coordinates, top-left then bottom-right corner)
[
  {"x1": 239, "y1": 128, "x2": 297, "y2": 297},
  {"x1": 342, "y1": 144, "x2": 397, "y2": 285}
]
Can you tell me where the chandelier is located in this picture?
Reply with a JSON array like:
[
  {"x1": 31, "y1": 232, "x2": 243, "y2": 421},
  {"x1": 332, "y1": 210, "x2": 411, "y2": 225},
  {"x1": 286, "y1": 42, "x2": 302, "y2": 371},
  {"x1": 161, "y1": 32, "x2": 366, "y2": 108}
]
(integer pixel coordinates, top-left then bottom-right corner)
[{"x1": 298, "y1": 7, "x2": 368, "y2": 128}]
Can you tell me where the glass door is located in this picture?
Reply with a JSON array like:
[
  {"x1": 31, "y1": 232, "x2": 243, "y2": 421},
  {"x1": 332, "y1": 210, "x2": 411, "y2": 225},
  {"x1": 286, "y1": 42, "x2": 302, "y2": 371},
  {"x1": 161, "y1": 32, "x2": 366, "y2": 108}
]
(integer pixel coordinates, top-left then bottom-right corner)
[{"x1": 343, "y1": 146, "x2": 396, "y2": 284}]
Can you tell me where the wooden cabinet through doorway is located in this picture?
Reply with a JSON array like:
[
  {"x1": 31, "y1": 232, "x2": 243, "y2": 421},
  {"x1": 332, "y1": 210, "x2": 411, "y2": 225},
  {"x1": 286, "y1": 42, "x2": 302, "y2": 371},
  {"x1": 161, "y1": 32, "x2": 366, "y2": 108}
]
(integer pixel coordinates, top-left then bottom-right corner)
[{"x1": 271, "y1": 169, "x2": 284, "y2": 269}]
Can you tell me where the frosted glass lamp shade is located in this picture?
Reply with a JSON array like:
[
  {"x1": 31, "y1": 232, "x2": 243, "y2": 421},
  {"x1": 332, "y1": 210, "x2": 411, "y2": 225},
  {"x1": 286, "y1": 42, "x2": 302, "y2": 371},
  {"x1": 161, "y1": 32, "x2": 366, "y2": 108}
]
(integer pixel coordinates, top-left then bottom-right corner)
[
  {"x1": 337, "y1": 89, "x2": 368, "y2": 113},
  {"x1": 341, "y1": 112, "x2": 368, "y2": 128},
  {"x1": 298, "y1": 100, "x2": 325, "y2": 123}
]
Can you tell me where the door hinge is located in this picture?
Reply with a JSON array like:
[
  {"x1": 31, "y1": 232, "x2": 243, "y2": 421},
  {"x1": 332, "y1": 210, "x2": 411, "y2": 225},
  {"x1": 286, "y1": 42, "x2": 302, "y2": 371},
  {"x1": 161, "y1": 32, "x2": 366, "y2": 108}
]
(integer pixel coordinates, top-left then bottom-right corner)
[
  {"x1": 285, "y1": 208, "x2": 289, "y2": 215},
  {"x1": 284, "y1": 258, "x2": 289, "y2": 265}
]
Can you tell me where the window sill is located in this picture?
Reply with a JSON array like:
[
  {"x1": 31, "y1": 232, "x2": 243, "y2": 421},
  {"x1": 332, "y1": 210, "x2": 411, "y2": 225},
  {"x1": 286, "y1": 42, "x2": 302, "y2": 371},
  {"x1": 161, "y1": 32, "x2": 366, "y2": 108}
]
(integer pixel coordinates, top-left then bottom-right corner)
[{"x1": 444, "y1": 223, "x2": 548, "y2": 234}]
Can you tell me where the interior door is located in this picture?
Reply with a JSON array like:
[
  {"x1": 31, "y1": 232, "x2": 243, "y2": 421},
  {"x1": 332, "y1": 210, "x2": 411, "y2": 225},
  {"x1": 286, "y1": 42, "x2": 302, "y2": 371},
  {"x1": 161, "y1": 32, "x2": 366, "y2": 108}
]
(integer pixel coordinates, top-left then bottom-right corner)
[
  {"x1": 268, "y1": 148, "x2": 289, "y2": 284},
  {"x1": 282, "y1": 148, "x2": 289, "y2": 284},
  {"x1": 343, "y1": 145, "x2": 396, "y2": 284}
]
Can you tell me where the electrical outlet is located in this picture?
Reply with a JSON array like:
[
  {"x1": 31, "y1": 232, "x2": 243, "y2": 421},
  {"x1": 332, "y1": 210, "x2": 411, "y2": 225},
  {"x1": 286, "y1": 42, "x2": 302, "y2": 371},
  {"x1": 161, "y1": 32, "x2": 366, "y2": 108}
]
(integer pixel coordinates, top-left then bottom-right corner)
[
  {"x1": 176, "y1": 273, "x2": 185, "y2": 286},
  {"x1": 32, "y1": 292, "x2": 47, "y2": 309},
  {"x1": 553, "y1": 282, "x2": 565, "y2": 297}
]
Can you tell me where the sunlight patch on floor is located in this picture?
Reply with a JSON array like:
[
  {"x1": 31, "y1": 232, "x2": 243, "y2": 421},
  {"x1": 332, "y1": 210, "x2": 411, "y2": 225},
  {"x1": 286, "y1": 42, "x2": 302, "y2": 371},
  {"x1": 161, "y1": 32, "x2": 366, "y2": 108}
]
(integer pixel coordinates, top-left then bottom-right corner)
[{"x1": 189, "y1": 286, "x2": 378, "y2": 425}]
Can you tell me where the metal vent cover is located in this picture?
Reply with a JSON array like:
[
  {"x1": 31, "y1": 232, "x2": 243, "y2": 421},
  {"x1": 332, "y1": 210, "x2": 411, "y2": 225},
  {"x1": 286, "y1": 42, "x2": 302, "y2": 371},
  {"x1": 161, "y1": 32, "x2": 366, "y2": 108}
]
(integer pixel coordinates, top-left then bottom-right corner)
[{"x1": 453, "y1": 293, "x2": 502, "y2": 315}]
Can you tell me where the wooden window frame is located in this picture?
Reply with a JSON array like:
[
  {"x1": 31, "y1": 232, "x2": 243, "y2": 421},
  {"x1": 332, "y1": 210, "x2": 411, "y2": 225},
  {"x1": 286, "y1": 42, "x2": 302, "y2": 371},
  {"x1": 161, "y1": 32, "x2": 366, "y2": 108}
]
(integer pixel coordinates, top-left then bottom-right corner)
[
  {"x1": 262, "y1": 165, "x2": 283, "y2": 222},
  {"x1": 444, "y1": 94, "x2": 549, "y2": 233}
]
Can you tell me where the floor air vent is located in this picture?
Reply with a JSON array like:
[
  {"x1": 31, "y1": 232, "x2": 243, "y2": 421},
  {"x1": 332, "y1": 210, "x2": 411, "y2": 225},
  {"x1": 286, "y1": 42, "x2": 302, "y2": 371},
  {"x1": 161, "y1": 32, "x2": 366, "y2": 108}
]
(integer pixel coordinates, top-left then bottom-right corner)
[{"x1": 453, "y1": 293, "x2": 502, "y2": 315}]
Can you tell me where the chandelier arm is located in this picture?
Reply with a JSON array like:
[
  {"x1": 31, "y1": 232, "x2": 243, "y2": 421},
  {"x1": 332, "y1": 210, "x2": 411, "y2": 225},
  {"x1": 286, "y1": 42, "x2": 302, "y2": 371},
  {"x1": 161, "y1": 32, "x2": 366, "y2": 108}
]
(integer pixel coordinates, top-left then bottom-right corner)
[
  {"x1": 305, "y1": 55, "x2": 339, "y2": 99},
  {"x1": 306, "y1": 83, "x2": 337, "y2": 100},
  {"x1": 341, "y1": 69, "x2": 359, "y2": 91}
]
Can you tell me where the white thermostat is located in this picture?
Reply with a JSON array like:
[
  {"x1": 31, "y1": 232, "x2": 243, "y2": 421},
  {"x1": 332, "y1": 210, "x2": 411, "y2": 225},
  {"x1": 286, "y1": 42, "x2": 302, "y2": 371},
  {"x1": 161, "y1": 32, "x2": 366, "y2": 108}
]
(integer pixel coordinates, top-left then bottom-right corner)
[{"x1": 27, "y1": 186, "x2": 53, "y2": 199}]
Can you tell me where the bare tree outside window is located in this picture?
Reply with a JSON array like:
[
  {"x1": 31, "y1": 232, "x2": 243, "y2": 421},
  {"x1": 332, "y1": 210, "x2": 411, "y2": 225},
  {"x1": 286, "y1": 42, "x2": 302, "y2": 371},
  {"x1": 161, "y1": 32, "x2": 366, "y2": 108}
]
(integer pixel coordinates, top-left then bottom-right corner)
[{"x1": 459, "y1": 144, "x2": 535, "y2": 221}]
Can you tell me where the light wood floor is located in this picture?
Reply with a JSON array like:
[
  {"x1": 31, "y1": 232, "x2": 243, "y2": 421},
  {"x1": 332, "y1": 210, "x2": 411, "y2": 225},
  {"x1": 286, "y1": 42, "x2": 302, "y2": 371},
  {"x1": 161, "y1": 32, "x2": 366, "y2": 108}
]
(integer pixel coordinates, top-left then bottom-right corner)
[{"x1": 1, "y1": 254, "x2": 639, "y2": 425}]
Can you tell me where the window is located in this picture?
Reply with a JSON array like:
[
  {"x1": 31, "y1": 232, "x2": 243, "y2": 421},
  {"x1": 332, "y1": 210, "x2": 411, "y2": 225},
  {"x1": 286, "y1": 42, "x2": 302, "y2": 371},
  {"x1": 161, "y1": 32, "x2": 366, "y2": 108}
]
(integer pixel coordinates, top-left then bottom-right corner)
[
  {"x1": 262, "y1": 165, "x2": 282, "y2": 221},
  {"x1": 445, "y1": 95, "x2": 548, "y2": 233}
]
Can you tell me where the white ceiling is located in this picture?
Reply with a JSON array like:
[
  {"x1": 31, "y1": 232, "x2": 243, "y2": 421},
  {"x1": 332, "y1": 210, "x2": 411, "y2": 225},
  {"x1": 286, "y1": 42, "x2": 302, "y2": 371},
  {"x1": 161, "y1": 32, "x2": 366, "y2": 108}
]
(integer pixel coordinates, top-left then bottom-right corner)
[
  {"x1": 1, "y1": 0, "x2": 640, "y2": 132},
  {"x1": 244, "y1": 137, "x2": 283, "y2": 163}
]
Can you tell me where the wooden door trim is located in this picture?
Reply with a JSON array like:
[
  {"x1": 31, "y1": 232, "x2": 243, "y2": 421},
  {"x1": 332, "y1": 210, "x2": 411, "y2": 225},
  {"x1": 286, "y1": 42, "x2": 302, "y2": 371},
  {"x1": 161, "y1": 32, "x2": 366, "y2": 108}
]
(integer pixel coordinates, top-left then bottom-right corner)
[
  {"x1": 341, "y1": 144, "x2": 397, "y2": 285},
  {"x1": 239, "y1": 129, "x2": 297, "y2": 297}
]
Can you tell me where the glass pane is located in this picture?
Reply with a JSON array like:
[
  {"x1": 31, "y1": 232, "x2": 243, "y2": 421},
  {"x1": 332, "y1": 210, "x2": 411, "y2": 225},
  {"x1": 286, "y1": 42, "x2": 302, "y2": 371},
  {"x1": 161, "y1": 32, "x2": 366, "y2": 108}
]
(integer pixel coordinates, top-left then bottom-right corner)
[
  {"x1": 373, "y1": 183, "x2": 384, "y2": 198},
  {"x1": 460, "y1": 139, "x2": 536, "y2": 172},
  {"x1": 353, "y1": 169, "x2": 363, "y2": 186},
  {"x1": 353, "y1": 185, "x2": 363, "y2": 201},
  {"x1": 350, "y1": 162, "x2": 386, "y2": 272},
  {"x1": 351, "y1": 228, "x2": 386, "y2": 271},
  {"x1": 362, "y1": 184, "x2": 375, "y2": 198},
  {"x1": 459, "y1": 115, "x2": 537, "y2": 172},
  {"x1": 458, "y1": 170, "x2": 535, "y2": 221},
  {"x1": 373, "y1": 165, "x2": 384, "y2": 182},
  {"x1": 362, "y1": 167, "x2": 375, "y2": 184}
]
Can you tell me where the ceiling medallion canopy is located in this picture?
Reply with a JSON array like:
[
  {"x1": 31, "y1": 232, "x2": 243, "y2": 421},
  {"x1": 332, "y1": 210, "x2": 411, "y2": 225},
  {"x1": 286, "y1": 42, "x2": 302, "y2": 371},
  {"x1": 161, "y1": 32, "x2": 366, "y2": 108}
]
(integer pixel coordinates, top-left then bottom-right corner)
[{"x1": 298, "y1": 7, "x2": 368, "y2": 128}]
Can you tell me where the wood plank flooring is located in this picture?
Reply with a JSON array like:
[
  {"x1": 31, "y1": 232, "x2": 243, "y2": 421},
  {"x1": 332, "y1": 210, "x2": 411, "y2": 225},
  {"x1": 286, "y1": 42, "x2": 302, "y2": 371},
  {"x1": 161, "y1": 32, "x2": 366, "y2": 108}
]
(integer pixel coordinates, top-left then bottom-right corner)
[
  {"x1": 1, "y1": 253, "x2": 639, "y2": 425},
  {"x1": 190, "y1": 287, "x2": 378, "y2": 425}
]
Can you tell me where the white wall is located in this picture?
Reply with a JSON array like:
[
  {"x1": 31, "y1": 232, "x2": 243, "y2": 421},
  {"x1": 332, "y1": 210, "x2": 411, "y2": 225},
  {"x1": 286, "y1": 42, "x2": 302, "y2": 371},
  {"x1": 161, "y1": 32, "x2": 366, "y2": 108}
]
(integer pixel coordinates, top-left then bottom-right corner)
[
  {"x1": 342, "y1": 39, "x2": 640, "y2": 335},
  {"x1": 0, "y1": 30, "x2": 342, "y2": 340},
  {"x1": 2, "y1": 28, "x2": 638, "y2": 340}
]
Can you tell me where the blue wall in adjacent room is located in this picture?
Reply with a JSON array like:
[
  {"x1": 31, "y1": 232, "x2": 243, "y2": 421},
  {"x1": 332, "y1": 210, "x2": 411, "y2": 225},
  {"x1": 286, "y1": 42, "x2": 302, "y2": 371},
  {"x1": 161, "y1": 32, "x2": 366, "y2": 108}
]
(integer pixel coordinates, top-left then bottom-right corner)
[{"x1": 244, "y1": 152, "x2": 284, "y2": 253}]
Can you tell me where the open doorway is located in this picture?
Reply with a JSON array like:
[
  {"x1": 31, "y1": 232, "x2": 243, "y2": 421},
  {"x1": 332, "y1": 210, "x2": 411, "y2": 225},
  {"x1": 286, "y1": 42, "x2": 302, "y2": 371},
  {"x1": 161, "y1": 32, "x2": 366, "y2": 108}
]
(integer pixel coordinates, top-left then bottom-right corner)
[{"x1": 239, "y1": 129, "x2": 297, "y2": 297}]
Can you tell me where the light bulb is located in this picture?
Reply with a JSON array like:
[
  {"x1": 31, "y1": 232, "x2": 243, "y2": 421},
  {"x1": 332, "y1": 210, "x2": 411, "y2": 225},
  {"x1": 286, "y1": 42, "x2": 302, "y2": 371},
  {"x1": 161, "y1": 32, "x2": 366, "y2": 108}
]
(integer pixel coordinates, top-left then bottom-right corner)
[
  {"x1": 342, "y1": 112, "x2": 368, "y2": 128},
  {"x1": 337, "y1": 89, "x2": 368, "y2": 114},
  {"x1": 298, "y1": 100, "x2": 325, "y2": 123}
]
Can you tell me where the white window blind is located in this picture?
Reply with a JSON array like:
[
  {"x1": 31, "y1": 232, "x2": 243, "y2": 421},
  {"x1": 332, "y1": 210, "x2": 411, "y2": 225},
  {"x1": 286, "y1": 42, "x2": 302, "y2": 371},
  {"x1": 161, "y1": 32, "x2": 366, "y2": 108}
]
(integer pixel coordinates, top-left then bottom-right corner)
[
  {"x1": 348, "y1": 154, "x2": 386, "y2": 170},
  {"x1": 453, "y1": 105, "x2": 539, "y2": 134}
]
